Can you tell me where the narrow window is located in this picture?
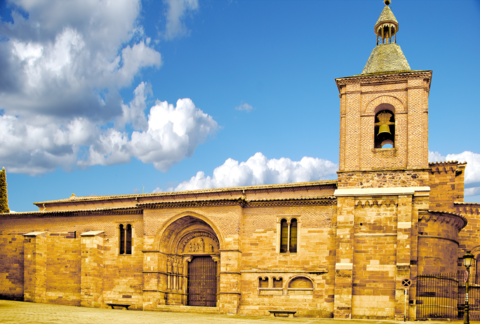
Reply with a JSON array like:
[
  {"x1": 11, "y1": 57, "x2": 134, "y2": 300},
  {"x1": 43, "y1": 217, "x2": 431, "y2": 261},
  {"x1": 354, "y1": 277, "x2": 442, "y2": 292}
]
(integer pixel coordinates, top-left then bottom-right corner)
[
  {"x1": 259, "y1": 277, "x2": 268, "y2": 288},
  {"x1": 374, "y1": 110, "x2": 395, "y2": 148},
  {"x1": 126, "y1": 224, "x2": 132, "y2": 254},
  {"x1": 119, "y1": 224, "x2": 125, "y2": 254},
  {"x1": 280, "y1": 219, "x2": 288, "y2": 253},
  {"x1": 289, "y1": 218, "x2": 298, "y2": 253}
]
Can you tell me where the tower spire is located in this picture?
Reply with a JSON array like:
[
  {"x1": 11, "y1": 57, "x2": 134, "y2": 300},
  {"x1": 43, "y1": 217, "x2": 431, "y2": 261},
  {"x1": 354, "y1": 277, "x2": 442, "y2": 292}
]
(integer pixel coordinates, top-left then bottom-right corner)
[
  {"x1": 375, "y1": 0, "x2": 398, "y2": 45},
  {"x1": 361, "y1": 1, "x2": 410, "y2": 75}
]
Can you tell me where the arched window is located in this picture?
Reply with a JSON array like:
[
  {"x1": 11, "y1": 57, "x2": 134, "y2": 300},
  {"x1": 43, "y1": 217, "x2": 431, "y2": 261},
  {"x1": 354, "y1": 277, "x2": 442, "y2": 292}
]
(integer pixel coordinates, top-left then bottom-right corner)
[
  {"x1": 126, "y1": 224, "x2": 132, "y2": 255},
  {"x1": 119, "y1": 223, "x2": 132, "y2": 255},
  {"x1": 280, "y1": 219, "x2": 288, "y2": 253},
  {"x1": 374, "y1": 110, "x2": 395, "y2": 148},
  {"x1": 289, "y1": 277, "x2": 313, "y2": 289},
  {"x1": 259, "y1": 277, "x2": 268, "y2": 288},
  {"x1": 290, "y1": 218, "x2": 298, "y2": 253},
  {"x1": 273, "y1": 277, "x2": 283, "y2": 288},
  {"x1": 119, "y1": 224, "x2": 125, "y2": 254},
  {"x1": 279, "y1": 218, "x2": 299, "y2": 254}
]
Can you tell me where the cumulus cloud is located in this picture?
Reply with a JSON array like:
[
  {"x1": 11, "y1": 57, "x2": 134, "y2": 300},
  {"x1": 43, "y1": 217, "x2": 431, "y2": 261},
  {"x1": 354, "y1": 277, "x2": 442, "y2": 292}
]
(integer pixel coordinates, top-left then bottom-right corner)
[
  {"x1": 0, "y1": 1, "x2": 217, "y2": 175},
  {"x1": 162, "y1": 0, "x2": 199, "y2": 40},
  {"x1": 173, "y1": 152, "x2": 338, "y2": 191},
  {"x1": 235, "y1": 103, "x2": 254, "y2": 112},
  {"x1": 429, "y1": 150, "x2": 480, "y2": 197}
]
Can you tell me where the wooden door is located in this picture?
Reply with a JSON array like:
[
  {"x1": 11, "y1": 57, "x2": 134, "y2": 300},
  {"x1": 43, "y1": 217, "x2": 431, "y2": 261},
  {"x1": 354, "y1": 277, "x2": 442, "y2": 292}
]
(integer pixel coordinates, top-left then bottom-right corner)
[{"x1": 188, "y1": 256, "x2": 217, "y2": 307}]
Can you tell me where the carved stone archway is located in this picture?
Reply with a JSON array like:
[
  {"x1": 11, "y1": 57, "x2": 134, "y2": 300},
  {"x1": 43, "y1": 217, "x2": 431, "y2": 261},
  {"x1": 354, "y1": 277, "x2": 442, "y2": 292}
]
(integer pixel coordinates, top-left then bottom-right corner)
[{"x1": 158, "y1": 216, "x2": 220, "y2": 307}]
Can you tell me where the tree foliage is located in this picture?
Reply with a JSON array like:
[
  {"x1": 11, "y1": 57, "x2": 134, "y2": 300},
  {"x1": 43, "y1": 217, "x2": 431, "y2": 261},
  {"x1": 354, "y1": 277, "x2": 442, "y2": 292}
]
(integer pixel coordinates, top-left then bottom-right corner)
[{"x1": 0, "y1": 167, "x2": 10, "y2": 213}]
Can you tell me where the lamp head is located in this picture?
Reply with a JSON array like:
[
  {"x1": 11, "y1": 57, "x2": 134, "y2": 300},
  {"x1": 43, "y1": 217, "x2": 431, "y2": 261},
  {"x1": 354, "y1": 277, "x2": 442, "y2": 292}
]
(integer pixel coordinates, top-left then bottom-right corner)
[{"x1": 463, "y1": 251, "x2": 475, "y2": 268}]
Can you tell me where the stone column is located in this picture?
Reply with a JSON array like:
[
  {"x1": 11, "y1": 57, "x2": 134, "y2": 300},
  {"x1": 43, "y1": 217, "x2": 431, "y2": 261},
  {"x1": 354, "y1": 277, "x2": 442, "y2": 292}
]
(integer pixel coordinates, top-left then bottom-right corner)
[
  {"x1": 23, "y1": 232, "x2": 47, "y2": 303},
  {"x1": 211, "y1": 255, "x2": 220, "y2": 304},
  {"x1": 80, "y1": 231, "x2": 104, "y2": 308},
  {"x1": 333, "y1": 197, "x2": 355, "y2": 318},
  {"x1": 183, "y1": 256, "x2": 192, "y2": 305},
  {"x1": 219, "y1": 250, "x2": 241, "y2": 314}
]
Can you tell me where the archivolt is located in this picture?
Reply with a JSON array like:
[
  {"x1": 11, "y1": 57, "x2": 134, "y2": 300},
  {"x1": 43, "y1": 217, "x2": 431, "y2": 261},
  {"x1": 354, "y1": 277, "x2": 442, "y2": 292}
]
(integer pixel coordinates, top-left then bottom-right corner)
[
  {"x1": 365, "y1": 95, "x2": 405, "y2": 115},
  {"x1": 153, "y1": 211, "x2": 225, "y2": 253}
]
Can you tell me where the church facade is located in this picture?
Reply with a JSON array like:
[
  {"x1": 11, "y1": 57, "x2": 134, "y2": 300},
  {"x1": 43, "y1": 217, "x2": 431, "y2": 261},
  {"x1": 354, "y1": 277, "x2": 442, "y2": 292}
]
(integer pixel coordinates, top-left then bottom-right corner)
[{"x1": 1, "y1": 2, "x2": 479, "y2": 320}]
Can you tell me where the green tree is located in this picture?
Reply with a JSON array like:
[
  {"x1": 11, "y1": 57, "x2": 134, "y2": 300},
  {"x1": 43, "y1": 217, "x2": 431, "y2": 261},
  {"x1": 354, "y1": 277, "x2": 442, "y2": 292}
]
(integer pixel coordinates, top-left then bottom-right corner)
[{"x1": 0, "y1": 167, "x2": 10, "y2": 213}]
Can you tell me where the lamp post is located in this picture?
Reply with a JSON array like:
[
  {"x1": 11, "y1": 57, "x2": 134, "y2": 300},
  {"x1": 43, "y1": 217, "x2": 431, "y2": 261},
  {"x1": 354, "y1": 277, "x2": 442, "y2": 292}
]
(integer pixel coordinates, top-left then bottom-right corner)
[{"x1": 463, "y1": 251, "x2": 474, "y2": 324}]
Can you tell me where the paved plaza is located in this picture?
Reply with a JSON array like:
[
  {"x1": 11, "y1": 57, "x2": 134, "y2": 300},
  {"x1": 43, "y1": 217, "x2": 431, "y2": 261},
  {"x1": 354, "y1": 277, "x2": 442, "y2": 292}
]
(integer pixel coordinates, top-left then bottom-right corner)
[{"x1": 0, "y1": 300, "x2": 472, "y2": 324}]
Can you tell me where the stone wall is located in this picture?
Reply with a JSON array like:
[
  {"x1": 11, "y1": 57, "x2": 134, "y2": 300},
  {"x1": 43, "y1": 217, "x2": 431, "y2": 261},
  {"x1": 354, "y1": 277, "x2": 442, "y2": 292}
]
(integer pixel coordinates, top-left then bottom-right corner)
[
  {"x1": 337, "y1": 169, "x2": 429, "y2": 189},
  {"x1": 0, "y1": 213, "x2": 144, "y2": 309},
  {"x1": 429, "y1": 162, "x2": 466, "y2": 212},
  {"x1": 46, "y1": 233, "x2": 81, "y2": 306},
  {"x1": 239, "y1": 203, "x2": 336, "y2": 317},
  {"x1": 0, "y1": 234, "x2": 24, "y2": 300}
]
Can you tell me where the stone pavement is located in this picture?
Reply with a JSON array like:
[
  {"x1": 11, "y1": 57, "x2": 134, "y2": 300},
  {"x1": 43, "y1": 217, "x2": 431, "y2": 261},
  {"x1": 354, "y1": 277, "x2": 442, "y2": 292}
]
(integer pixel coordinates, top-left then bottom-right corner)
[{"x1": 0, "y1": 301, "x2": 470, "y2": 324}]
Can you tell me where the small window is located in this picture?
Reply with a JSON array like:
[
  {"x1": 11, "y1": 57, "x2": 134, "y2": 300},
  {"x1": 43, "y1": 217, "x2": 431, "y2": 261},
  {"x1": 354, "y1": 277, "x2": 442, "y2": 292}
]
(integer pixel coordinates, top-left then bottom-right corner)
[
  {"x1": 279, "y1": 218, "x2": 298, "y2": 254},
  {"x1": 259, "y1": 277, "x2": 268, "y2": 288},
  {"x1": 374, "y1": 110, "x2": 395, "y2": 148},
  {"x1": 119, "y1": 224, "x2": 132, "y2": 255},
  {"x1": 273, "y1": 277, "x2": 283, "y2": 288},
  {"x1": 119, "y1": 224, "x2": 125, "y2": 254},
  {"x1": 290, "y1": 219, "x2": 298, "y2": 253},
  {"x1": 280, "y1": 219, "x2": 288, "y2": 253},
  {"x1": 289, "y1": 277, "x2": 313, "y2": 289}
]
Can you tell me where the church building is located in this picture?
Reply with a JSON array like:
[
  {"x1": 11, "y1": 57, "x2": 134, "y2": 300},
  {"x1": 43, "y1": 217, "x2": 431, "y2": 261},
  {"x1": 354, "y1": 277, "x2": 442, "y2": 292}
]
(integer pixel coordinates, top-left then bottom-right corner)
[{"x1": 1, "y1": 1, "x2": 479, "y2": 320}]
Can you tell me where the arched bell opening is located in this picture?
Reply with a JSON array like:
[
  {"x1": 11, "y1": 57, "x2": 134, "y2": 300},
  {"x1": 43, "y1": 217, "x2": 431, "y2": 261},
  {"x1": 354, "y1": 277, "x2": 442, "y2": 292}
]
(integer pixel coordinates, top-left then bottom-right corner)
[
  {"x1": 158, "y1": 216, "x2": 220, "y2": 307},
  {"x1": 374, "y1": 105, "x2": 395, "y2": 149}
]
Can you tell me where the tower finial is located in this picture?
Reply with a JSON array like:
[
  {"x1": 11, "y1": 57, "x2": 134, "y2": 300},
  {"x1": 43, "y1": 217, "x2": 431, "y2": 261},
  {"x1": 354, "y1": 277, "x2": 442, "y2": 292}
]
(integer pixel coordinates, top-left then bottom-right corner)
[{"x1": 384, "y1": 0, "x2": 391, "y2": 5}]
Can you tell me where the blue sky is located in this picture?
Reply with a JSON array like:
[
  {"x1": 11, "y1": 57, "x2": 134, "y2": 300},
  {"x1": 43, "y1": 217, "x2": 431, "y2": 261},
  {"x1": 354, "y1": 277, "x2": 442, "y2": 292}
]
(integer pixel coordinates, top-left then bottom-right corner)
[{"x1": 0, "y1": 0, "x2": 479, "y2": 212}]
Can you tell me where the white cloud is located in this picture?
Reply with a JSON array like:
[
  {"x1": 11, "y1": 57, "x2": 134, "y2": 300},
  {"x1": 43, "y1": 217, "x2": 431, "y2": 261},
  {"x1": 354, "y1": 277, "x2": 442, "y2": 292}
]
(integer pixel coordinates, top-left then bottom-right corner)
[
  {"x1": 429, "y1": 151, "x2": 446, "y2": 163},
  {"x1": 130, "y1": 98, "x2": 218, "y2": 171},
  {"x1": 174, "y1": 152, "x2": 338, "y2": 191},
  {"x1": 162, "y1": 0, "x2": 199, "y2": 40},
  {"x1": 465, "y1": 187, "x2": 480, "y2": 197},
  {"x1": 235, "y1": 103, "x2": 254, "y2": 112},
  {"x1": 0, "y1": 0, "x2": 216, "y2": 175}
]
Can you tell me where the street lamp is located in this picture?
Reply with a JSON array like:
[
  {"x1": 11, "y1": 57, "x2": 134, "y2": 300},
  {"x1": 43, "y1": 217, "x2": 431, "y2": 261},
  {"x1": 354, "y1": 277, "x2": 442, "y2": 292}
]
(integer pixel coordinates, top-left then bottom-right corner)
[{"x1": 463, "y1": 251, "x2": 475, "y2": 324}]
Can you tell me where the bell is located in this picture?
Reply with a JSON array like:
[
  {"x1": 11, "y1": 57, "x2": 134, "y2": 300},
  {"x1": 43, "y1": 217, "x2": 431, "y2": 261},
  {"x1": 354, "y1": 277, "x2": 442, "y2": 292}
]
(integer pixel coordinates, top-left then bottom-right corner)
[
  {"x1": 375, "y1": 111, "x2": 394, "y2": 136},
  {"x1": 378, "y1": 124, "x2": 391, "y2": 135}
]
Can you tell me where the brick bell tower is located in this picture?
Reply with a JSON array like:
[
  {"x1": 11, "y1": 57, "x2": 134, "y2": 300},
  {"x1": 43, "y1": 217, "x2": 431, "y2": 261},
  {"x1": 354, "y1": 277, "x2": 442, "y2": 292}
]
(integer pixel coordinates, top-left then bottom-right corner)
[{"x1": 332, "y1": 0, "x2": 433, "y2": 320}]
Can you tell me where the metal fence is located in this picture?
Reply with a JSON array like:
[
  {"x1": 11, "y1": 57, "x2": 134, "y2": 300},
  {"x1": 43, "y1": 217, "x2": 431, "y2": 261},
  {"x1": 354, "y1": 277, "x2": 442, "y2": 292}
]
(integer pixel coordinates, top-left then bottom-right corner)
[
  {"x1": 417, "y1": 271, "x2": 480, "y2": 320},
  {"x1": 417, "y1": 273, "x2": 459, "y2": 319}
]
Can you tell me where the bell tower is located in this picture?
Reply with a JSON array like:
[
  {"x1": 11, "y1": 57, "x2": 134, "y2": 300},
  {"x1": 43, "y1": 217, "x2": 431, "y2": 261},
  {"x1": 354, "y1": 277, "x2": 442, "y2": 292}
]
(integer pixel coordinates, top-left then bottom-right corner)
[
  {"x1": 335, "y1": 0, "x2": 432, "y2": 189},
  {"x1": 332, "y1": 1, "x2": 433, "y2": 320}
]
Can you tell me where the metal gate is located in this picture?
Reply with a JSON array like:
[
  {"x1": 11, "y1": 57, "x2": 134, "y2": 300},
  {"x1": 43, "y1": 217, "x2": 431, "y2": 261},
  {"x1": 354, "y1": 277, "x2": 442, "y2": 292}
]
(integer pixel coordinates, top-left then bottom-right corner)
[
  {"x1": 416, "y1": 273, "x2": 459, "y2": 319},
  {"x1": 417, "y1": 272, "x2": 480, "y2": 320},
  {"x1": 188, "y1": 256, "x2": 217, "y2": 307}
]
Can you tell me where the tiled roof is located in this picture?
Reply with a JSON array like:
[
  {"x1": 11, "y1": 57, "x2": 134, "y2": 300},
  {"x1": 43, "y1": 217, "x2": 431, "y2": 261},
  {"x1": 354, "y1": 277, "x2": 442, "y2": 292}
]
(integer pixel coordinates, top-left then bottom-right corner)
[
  {"x1": 361, "y1": 44, "x2": 410, "y2": 75},
  {"x1": 138, "y1": 195, "x2": 336, "y2": 207},
  {"x1": 33, "y1": 180, "x2": 337, "y2": 205},
  {"x1": 0, "y1": 206, "x2": 142, "y2": 218},
  {"x1": 429, "y1": 161, "x2": 467, "y2": 165},
  {"x1": 454, "y1": 202, "x2": 480, "y2": 206},
  {"x1": 375, "y1": 5, "x2": 398, "y2": 28}
]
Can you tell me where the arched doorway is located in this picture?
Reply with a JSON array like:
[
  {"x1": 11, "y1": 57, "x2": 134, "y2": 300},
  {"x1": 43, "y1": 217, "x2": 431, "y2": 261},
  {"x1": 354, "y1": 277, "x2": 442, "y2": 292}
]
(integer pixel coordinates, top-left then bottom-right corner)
[{"x1": 158, "y1": 216, "x2": 220, "y2": 307}]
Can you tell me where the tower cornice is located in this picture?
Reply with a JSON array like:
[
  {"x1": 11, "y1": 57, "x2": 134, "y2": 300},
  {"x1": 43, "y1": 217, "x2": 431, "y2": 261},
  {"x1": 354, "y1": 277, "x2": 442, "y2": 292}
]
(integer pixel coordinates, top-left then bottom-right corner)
[{"x1": 335, "y1": 70, "x2": 432, "y2": 93}]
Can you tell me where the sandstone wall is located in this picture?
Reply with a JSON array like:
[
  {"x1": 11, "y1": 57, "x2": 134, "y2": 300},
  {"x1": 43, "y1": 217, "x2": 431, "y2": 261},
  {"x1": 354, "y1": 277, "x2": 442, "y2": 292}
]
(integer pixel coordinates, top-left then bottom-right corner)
[
  {"x1": 0, "y1": 213, "x2": 144, "y2": 309},
  {"x1": 239, "y1": 204, "x2": 336, "y2": 317},
  {"x1": 0, "y1": 234, "x2": 24, "y2": 300},
  {"x1": 429, "y1": 162, "x2": 466, "y2": 212}
]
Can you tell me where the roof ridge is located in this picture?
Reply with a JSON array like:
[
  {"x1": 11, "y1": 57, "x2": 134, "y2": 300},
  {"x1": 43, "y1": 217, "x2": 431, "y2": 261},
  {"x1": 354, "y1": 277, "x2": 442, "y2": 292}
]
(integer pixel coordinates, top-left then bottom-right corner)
[{"x1": 34, "y1": 180, "x2": 338, "y2": 205}]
